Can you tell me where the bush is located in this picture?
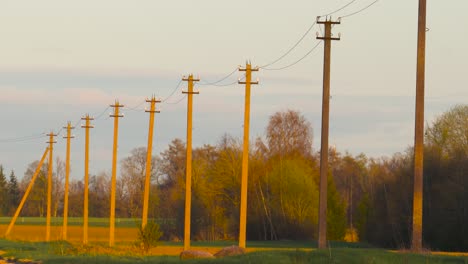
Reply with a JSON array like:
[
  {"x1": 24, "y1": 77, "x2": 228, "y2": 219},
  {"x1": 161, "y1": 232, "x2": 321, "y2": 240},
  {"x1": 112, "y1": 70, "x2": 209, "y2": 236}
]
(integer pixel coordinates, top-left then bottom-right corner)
[{"x1": 137, "y1": 221, "x2": 163, "y2": 253}]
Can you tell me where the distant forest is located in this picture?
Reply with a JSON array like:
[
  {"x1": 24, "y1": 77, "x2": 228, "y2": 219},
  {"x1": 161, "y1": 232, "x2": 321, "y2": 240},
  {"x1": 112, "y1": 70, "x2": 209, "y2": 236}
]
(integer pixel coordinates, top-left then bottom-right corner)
[{"x1": 1, "y1": 104, "x2": 467, "y2": 252}]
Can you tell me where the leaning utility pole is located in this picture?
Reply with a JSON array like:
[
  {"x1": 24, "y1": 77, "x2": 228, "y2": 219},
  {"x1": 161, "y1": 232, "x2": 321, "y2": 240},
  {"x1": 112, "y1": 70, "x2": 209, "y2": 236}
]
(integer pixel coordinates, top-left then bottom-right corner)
[
  {"x1": 238, "y1": 62, "x2": 259, "y2": 249},
  {"x1": 316, "y1": 17, "x2": 340, "y2": 249},
  {"x1": 62, "y1": 122, "x2": 75, "y2": 241},
  {"x1": 46, "y1": 132, "x2": 57, "y2": 242},
  {"x1": 109, "y1": 101, "x2": 124, "y2": 247},
  {"x1": 5, "y1": 147, "x2": 49, "y2": 238},
  {"x1": 142, "y1": 96, "x2": 161, "y2": 229},
  {"x1": 412, "y1": 0, "x2": 427, "y2": 252},
  {"x1": 182, "y1": 74, "x2": 199, "y2": 250},
  {"x1": 81, "y1": 115, "x2": 94, "y2": 245}
]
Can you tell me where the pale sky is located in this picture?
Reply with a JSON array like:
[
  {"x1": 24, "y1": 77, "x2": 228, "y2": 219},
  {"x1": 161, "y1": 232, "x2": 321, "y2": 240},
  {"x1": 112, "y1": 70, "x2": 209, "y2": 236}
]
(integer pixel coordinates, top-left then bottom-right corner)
[{"x1": 0, "y1": 0, "x2": 467, "y2": 180}]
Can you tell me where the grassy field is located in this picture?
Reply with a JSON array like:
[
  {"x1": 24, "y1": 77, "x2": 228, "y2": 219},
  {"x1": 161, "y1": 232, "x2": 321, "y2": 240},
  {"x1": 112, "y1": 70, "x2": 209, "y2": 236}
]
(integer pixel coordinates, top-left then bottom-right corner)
[{"x1": 1, "y1": 239, "x2": 468, "y2": 263}]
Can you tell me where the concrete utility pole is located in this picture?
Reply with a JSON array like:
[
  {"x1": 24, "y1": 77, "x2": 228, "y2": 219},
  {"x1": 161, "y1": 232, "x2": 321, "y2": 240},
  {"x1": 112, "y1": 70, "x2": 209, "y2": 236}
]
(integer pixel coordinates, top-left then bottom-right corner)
[
  {"x1": 5, "y1": 147, "x2": 49, "y2": 238},
  {"x1": 412, "y1": 0, "x2": 427, "y2": 252},
  {"x1": 182, "y1": 74, "x2": 199, "y2": 250},
  {"x1": 46, "y1": 132, "x2": 57, "y2": 242},
  {"x1": 316, "y1": 17, "x2": 340, "y2": 249},
  {"x1": 109, "y1": 101, "x2": 124, "y2": 247},
  {"x1": 238, "y1": 62, "x2": 259, "y2": 249},
  {"x1": 142, "y1": 96, "x2": 161, "y2": 229},
  {"x1": 62, "y1": 122, "x2": 75, "y2": 241},
  {"x1": 81, "y1": 115, "x2": 94, "y2": 245}
]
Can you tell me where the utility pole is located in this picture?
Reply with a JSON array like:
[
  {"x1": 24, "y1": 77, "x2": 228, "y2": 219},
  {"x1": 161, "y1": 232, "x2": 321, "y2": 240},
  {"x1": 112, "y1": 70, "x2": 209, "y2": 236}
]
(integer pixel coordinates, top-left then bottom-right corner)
[
  {"x1": 46, "y1": 132, "x2": 57, "y2": 242},
  {"x1": 238, "y1": 62, "x2": 259, "y2": 249},
  {"x1": 5, "y1": 147, "x2": 49, "y2": 238},
  {"x1": 62, "y1": 122, "x2": 75, "y2": 241},
  {"x1": 142, "y1": 96, "x2": 161, "y2": 229},
  {"x1": 81, "y1": 115, "x2": 94, "y2": 245},
  {"x1": 182, "y1": 74, "x2": 199, "y2": 250},
  {"x1": 412, "y1": 0, "x2": 427, "y2": 252},
  {"x1": 109, "y1": 100, "x2": 124, "y2": 247},
  {"x1": 316, "y1": 17, "x2": 340, "y2": 249}
]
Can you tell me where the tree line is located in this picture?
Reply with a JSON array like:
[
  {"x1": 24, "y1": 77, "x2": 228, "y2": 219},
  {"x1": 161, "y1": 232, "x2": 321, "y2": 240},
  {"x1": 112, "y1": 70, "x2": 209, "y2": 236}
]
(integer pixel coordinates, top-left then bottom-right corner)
[{"x1": 1, "y1": 105, "x2": 467, "y2": 251}]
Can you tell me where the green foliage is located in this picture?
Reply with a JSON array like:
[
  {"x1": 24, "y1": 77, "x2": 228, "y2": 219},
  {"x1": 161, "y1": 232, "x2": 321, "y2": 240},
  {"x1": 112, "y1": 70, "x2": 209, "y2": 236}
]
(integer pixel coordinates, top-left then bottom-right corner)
[
  {"x1": 7, "y1": 170, "x2": 20, "y2": 215},
  {"x1": 137, "y1": 221, "x2": 163, "y2": 253},
  {"x1": 355, "y1": 193, "x2": 370, "y2": 241},
  {"x1": 0, "y1": 165, "x2": 8, "y2": 216},
  {"x1": 326, "y1": 173, "x2": 347, "y2": 240},
  {"x1": 268, "y1": 158, "x2": 319, "y2": 239}
]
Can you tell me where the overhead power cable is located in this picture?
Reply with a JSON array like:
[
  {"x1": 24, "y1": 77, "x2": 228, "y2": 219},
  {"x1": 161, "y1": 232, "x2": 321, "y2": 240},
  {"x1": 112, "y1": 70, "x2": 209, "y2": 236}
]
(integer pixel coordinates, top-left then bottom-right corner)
[
  {"x1": 165, "y1": 94, "x2": 187, "y2": 105},
  {"x1": 124, "y1": 100, "x2": 146, "y2": 112},
  {"x1": 161, "y1": 80, "x2": 183, "y2": 102},
  {"x1": 320, "y1": 0, "x2": 358, "y2": 17},
  {"x1": 340, "y1": 0, "x2": 380, "y2": 19},
  {"x1": 260, "y1": 22, "x2": 317, "y2": 69},
  {"x1": 262, "y1": 41, "x2": 322, "y2": 71},
  {"x1": 199, "y1": 68, "x2": 239, "y2": 86},
  {"x1": 0, "y1": 133, "x2": 47, "y2": 143}
]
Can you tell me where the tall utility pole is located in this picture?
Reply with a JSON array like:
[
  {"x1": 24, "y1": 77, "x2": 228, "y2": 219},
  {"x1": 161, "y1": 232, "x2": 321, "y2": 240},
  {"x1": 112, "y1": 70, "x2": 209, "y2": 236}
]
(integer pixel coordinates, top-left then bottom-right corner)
[
  {"x1": 238, "y1": 62, "x2": 259, "y2": 249},
  {"x1": 5, "y1": 147, "x2": 49, "y2": 238},
  {"x1": 62, "y1": 122, "x2": 75, "y2": 241},
  {"x1": 46, "y1": 132, "x2": 57, "y2": 242},
  {"x1": 316, "y1": 17, "x2": 340, "y2": 249},
  {"x1": 412, "y1": 0, "x2": 427, "y2": 252},
  {"x1": 81, "y1": 115, "x2": 94, "y2": 245},
  {"x1": 182, "y1": 74, "x2": 199, "y2": 250},
  {"x1": 142, "y1": 96, "x2": 161, "y2": 229},
  {"x1": 109, "y1": 100, "x2": 124, "y2": 247}
]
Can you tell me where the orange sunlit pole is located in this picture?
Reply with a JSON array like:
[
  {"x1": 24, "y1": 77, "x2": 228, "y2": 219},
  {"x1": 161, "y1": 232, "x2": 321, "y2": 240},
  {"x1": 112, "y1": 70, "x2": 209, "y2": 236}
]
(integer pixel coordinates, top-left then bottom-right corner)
[
  {"x1": 142, "y1": 96, "x2": 161, "y2": 229},
  {"x1": 46, "y1": 132, "x2": 57, "y2": 242},
  {"x1": 109, "y1": 101, "x2": 124, "y2": 247},
  {"x1": 182, "y1": 74, "x2": 199, "y2": 250},
  {"x1": 238, "y1": 62, "x2": 258, "y2": 248},
  {"x1": 5, "y1": 147, "x2": 49, "y2": 238},
  {"x1": 62, "y1": 122, "x2": 75, "y2": 240},
  {"x1": 81, "y1": 115, "x2": 94, "y2": 244}
]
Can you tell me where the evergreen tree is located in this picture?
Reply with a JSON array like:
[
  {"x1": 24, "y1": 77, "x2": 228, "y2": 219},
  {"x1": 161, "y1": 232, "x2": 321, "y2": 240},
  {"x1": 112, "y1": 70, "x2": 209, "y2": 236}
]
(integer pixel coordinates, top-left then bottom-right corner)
[
  {"x1": 0, "y1": 165, "x2": 7, "y2": 215},
  {"x1": 8, "y1": 170, "x2": 20, "y2": 215}
]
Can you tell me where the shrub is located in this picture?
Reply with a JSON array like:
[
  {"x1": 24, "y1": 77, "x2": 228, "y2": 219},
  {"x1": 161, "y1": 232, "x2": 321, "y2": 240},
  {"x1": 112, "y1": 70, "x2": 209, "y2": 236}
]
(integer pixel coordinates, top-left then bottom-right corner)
[{"x1": 137, "y1": 221, "x2": 163, "y2": 253}]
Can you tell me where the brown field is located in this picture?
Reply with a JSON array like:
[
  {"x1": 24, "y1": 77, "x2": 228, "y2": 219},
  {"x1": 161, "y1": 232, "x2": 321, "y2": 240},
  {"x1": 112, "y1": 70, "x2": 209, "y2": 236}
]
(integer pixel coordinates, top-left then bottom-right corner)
[{"x1": 0, "y1": 224, "x2": 138, "y2": 243}]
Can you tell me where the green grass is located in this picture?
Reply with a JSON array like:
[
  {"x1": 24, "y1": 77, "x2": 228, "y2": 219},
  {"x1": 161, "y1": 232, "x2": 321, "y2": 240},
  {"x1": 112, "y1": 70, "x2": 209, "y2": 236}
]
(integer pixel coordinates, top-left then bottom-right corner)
[
  {"x1": 0, "y1": 217, "x2": 175, "y2": 228},
  {"x1": 2, "y1": 239, "x2": 468, "y2": 264}
]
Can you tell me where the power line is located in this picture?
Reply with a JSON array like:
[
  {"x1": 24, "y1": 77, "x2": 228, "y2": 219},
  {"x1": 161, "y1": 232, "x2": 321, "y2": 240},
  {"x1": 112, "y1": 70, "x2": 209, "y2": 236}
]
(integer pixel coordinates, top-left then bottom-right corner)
[
  {"x1": 320, "y1": 0, "x2": 358, "y2": 17},
  {"x1": 161, "y1": 80, "x2": 183, "y2": 102},
  {"x1": 339, "y1": 0, "x2": 380, "y2": 19},
  {"x1": 124, "y1": 100, "x2": 146, "y2": 112},
  {"x1": 262, "y1": 41, "x2": 322, "y2": 71},
  {"x1": 199, "y1": 68, "x2": 238, "y2": 86},
  {"x1": 0, "y1": 133, "x2": 46, "y2": 143},
  {"x1": 165, "y1": 94, "x2": 187, "y2": 105},
  {"x1": 260, "y1": 22, "x2": 317, "y2": 68},
  {"x1": 94, "y1": 106, "x2": 111, "y2": 121}
]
